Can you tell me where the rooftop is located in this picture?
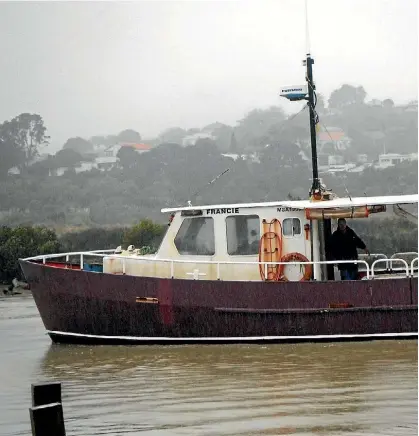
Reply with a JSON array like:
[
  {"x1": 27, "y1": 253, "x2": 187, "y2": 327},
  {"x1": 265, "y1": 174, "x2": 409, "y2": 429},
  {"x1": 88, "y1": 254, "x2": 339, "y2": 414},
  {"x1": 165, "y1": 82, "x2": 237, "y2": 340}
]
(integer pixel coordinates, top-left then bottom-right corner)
[{"x1": 161, "y1": 194, "x2": 418, "y2": 213}]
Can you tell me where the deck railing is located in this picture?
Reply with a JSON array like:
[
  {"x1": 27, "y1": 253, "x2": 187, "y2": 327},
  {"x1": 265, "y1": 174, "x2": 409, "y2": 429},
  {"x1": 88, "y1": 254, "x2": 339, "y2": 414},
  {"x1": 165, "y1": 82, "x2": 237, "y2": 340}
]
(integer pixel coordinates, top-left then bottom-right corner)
[{"x1": 21, "y1": 250, "x2": 419, "y2": 280}]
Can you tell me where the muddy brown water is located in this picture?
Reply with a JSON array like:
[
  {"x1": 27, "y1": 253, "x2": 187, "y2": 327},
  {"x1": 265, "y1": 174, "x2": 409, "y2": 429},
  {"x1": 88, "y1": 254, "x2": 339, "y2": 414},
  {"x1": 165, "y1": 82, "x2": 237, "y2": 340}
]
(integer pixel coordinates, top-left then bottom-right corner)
[{"x1": 0, "y1": 294, "x2": 417, "y2": 435}]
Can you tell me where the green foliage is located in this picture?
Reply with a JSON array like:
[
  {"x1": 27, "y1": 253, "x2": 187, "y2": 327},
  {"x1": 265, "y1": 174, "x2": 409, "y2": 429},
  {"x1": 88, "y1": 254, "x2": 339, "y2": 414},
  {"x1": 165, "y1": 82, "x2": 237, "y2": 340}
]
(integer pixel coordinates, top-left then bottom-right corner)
[
  {"x1": 63, "y1": 137, "x2": 93, "y2": 154},
  {"x1": 117, "y1": 129, "x2": 141, "y2": 143},
  {"x1": 328, "y1": 84, "x2": 367, "y2": 108},
  {"x1": 123, "y1": 219, "x2": 166, "y2": 250},
  {"x1": 116, "y1": 146, "x2": 141, "y2": 170},
  {"x1": 59, "y1": 227, "x2": 127, "y2": 252},
  {"x1": 0, "y1": 219, "x2": 168, "y2": 282},
  {"x1": 0, "y1": 226, "x2": 61, "y2": 281},
  {"x1": 53, "y1": 149, "x2": 84, "y2": 168},
  {"x1": 0, "y1": 113, "x2": 49, "y2": 173},
  {"x1": 158, "y1": 127, "x2": 187, "y2": 144}
]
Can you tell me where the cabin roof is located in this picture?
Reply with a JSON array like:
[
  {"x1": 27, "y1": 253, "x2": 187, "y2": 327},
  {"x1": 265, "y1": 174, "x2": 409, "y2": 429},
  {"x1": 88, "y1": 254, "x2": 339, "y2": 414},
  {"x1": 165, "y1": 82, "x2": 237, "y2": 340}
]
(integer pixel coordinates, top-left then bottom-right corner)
[{"x1": 161, "y1": 194, "x2": 418, "y2": 213}]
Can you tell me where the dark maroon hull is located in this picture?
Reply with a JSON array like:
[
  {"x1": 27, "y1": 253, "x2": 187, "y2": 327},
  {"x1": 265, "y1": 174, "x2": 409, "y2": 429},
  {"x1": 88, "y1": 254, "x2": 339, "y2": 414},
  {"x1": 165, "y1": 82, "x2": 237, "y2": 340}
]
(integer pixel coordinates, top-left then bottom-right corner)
[{"x1": 19, "y1": 260, "x2": 418, "y2": 345}]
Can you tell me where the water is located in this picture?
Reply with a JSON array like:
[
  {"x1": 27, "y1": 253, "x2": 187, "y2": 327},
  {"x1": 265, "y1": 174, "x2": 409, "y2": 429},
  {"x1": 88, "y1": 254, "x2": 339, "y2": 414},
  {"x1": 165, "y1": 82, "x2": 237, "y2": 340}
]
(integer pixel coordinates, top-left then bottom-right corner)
[{"x1": 0, "y1": 294, "x2": 417, "y2": 436}]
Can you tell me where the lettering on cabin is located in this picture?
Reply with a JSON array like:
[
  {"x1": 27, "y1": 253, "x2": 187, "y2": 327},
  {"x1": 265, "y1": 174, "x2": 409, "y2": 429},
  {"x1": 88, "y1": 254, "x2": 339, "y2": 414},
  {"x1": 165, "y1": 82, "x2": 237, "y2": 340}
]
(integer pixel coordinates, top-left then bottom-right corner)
[
  {"x1": 277, "y1": 207, "x2": 301, "y2": 212},
  {"x1": 206, "y1": 208, "x2": 240, "y2": 215}
]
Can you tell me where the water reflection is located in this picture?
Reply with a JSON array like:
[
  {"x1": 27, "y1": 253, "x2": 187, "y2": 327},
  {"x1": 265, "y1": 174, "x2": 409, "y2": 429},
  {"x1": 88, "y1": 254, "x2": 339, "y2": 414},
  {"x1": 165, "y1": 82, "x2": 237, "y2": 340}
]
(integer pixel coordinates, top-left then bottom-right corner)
[{"x1": 38, "y1": 341, "x2": 417, "y2": 436}]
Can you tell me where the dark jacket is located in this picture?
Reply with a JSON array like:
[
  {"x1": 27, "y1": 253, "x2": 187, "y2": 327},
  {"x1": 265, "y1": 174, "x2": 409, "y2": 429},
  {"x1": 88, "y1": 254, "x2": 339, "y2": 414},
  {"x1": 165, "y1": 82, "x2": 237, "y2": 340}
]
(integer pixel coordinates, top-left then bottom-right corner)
[{"x1": 329, "y1": 226, "x2": 366, "y2": 270}]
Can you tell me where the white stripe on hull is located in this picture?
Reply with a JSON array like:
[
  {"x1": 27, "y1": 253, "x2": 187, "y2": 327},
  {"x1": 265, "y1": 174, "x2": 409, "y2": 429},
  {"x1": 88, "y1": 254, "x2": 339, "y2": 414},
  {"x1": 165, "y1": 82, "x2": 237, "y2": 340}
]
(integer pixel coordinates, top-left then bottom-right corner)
[{"x1": 47, "y1": 330, "x2": 418, "y2": 342}]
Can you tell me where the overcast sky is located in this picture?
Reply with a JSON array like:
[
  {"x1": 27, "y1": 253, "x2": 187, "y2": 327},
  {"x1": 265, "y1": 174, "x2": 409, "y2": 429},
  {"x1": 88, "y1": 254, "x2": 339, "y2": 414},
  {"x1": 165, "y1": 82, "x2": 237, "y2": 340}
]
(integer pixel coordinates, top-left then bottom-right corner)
[{"x1": 0, "y1": 0, "x2": 416, "y2": 149}]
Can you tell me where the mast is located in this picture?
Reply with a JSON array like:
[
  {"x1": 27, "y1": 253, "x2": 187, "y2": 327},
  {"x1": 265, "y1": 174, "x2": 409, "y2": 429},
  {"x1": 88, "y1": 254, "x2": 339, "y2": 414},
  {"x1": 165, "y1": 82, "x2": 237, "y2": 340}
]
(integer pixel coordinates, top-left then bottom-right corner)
[
  {"x1": 304, "y1": 54, "x2": 321, "y2": 196},
  {"x1": 304, "y1": 54, "x2": 329, "y2": 280}
]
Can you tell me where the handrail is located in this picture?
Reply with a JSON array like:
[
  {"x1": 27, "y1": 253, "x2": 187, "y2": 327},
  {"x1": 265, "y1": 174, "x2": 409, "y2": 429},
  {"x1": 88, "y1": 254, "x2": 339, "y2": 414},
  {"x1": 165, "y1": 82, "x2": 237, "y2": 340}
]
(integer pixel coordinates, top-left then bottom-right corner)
[
  {"x1": 389, "y1": 252, "x2": 418, "y2": 271},
  {"x1": 21, "y1": 251, "x2": 371, "y2": 280},
  {"x1": 22, "y1": 249, "x2": 115, "y2": 263},
  {"x1": 371, "y1": 258, "x2": 410, "y2": 278},
  {"x1": 411, "y1": 257, "x2": 418, "y2": 276},
  {"x1": 358, "y1": 253, "x2": 389, "y2": 270},
  {"x1": 390, "y1": 252, "x2": 418, "y2": 259}
]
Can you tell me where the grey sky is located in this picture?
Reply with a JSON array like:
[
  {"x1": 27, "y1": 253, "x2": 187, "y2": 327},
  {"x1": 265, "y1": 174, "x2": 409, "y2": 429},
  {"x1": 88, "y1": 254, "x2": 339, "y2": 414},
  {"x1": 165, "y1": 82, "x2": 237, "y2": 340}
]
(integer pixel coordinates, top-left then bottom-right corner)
[{"x1": 0, "y1": 0, "x2": 416, "y2": 149}]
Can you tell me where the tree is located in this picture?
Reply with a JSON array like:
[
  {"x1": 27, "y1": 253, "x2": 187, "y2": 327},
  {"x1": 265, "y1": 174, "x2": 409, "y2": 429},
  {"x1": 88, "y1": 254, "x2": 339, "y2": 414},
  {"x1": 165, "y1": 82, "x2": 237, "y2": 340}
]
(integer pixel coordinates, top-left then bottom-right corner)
[
  {"x1": 117, "y1": 129, "x2": 141, "y2": 143},
  {"x1": 123, "y1": 219, "x2": 166, "y2": 250},
  {"x1": 0, "y1": 225, "x2": 61, "y2": 281},
  {"x1": 63, "y1": 137, "x2": 93, "y2": 154},
  {"x1": 328, "y1": 84, "x2": 367, "y2": 108},
  {"x1": 383, "y1": 98, "x2": 395, "y2": 109},
  {"x1": 117, "y1": 146, "x2": 141, "y2": 170},
  {"x1": 235, "y1": 106, "x2": 286, "y2": 150},
  {"x1": 0, "y1": 137, "x2": 24, "y2": 176},
  {"x1": 158, "y1": 127, "x2": 186, "y2": 144},
  {"x1": 53, "y1": 149, "x2": 84, "y2": 168},
  {"x1": 229, "y1": 132, "x2": 238, "y2": 153},
  {"x1": 211, "y1": 124, "x2": 234, "y2": 151},
  {"x1": 315, "y1": 93, "x2": 326, "y2": 113},
  {"x1": 0, "y1": 113, "x2": 49, "y2": 169}
]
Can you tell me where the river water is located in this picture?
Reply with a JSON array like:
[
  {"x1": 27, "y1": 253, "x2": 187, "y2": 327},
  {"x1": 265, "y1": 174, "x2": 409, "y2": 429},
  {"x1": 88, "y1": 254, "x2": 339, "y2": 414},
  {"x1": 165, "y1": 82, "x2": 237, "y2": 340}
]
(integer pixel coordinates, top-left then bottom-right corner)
[{"x1": 0, "y1": 294, "x2": 417, "y2": 436}]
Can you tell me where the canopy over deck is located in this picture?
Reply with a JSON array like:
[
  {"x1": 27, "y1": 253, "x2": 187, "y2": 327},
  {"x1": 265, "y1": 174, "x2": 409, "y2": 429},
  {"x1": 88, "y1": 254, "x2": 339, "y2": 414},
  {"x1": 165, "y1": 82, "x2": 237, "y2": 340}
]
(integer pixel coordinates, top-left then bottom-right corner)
[{"x1": 161, "y1": 194, "x2": 418, "y2": 214}]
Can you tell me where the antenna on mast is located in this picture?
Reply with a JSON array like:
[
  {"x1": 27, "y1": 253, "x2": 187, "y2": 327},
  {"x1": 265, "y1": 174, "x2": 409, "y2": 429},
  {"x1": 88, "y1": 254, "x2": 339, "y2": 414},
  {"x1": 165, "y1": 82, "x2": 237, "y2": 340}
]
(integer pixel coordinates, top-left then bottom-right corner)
[{"x1": 305, "y1": 0, "x2": 311, "y2": 55}]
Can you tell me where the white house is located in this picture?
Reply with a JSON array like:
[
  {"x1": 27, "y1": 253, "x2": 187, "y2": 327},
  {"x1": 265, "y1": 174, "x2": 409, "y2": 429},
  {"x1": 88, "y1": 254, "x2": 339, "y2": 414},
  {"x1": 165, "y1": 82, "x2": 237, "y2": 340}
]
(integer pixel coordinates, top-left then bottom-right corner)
[{"x1": 376, "y1": 153, "x2": 418, "y2": 169}]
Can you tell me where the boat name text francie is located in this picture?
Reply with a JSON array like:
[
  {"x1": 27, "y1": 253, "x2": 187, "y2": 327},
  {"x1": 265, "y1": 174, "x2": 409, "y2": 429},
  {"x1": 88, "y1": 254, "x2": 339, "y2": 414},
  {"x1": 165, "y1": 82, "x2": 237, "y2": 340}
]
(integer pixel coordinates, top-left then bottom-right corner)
[{"x1": 206, "y1": 208, "x2": 240, "y2": 215}]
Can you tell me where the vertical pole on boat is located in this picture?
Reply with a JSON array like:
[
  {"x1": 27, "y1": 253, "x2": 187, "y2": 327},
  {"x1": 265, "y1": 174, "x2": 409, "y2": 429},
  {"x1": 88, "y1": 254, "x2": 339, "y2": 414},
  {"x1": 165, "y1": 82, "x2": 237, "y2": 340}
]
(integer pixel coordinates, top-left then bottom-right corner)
[
  {"x1": 304, "y1": 53, "x2": 327, "y2": 280},
  {"x1": 305, "y1": 54, "x2": 320, "y2": 195}
]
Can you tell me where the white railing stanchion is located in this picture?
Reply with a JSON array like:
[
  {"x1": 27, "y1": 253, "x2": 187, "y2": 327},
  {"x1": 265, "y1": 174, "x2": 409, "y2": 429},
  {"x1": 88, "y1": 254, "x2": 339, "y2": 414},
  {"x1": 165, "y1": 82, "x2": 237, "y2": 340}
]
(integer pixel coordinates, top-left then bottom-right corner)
[
  {"x1": 264, "y1": 263, "x2": 268, "y2": 280},
  {"x1": 65, "y1": 254, "x2": 69, "y2": 262},
  {"x1": 372, "y1": 258, "x2": 409, "y2": 278},
  {"x1": 80, "y1": 253, "x2": 84, "y2": 269},
  {"x1": 411, "y1": 257, "x2": 418, "y2": 276},
  {"x1": 216, "y1": 262, "x2": 221, "y2": 280}
]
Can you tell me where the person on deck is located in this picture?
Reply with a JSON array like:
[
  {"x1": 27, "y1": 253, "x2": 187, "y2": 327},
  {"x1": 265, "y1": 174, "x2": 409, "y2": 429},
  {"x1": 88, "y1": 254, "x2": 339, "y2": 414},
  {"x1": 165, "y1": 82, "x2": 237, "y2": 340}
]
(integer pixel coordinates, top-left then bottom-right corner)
[{"x1": 330, "y1": 218, "x2": 370, "y2": 280}]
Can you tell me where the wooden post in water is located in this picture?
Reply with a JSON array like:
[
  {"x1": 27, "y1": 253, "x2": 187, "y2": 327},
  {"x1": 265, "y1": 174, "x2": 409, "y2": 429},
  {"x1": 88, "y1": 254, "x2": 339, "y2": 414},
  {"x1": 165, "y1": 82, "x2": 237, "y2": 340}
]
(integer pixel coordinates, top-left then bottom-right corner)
[
  {"x1": 31, "y1": 381, "x2": 62, "y2": 407},
  {"x1": 29, "y1": 382, "x2": 66, "y2": 436}
]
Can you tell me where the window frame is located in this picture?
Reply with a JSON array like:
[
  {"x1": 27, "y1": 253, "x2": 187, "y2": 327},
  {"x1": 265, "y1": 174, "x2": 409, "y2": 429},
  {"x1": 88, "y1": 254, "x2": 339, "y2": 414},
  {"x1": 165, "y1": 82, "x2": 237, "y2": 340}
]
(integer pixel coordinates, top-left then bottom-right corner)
[
  {"x1": 174, "y1": 216, "x2": 216, "y2": 256},
  {"x1": 282, "y1": 217, "x2": 302, "y2": 238},
  {"x1": 225, "y1": 214, "x2": 261, "y2": 256}
]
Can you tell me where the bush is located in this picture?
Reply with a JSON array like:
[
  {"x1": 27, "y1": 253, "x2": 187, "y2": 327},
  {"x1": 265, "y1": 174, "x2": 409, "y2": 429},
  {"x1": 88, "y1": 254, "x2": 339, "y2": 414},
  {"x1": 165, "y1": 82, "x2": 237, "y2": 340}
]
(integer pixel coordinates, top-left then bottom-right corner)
[
  {"x1": 0, "y1": 226, "x2": 61, "y2": 282},
  {"x1": 123, "y1": 219, "x2": 166, "y2": 251}
]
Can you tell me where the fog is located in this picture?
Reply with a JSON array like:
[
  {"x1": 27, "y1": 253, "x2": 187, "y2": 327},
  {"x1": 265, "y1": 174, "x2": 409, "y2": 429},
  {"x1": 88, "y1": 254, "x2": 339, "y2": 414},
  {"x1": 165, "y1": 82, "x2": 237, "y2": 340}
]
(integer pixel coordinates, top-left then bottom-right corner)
[{"x1": 0, "y1": 0, "x2": 416, "y2": 149}]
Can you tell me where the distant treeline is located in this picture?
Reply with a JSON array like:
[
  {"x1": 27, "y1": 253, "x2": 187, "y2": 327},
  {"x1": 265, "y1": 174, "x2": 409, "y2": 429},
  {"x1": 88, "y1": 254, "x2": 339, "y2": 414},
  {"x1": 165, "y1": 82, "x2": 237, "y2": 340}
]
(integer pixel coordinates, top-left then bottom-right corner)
[
  {"x1": 0, "y1": 220, "x2": 166, "y2": 282},
  {"x1": 1, "y1": 217, "x2": 416, "y2": 283},
  {"x1": 0, "y1": 84, "x2": 417, "y2": 228}
]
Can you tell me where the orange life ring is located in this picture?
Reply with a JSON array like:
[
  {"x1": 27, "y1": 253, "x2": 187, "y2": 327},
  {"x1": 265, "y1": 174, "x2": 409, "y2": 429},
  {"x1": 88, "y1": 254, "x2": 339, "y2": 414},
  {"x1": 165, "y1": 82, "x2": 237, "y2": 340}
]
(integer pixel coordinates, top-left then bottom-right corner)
[{"x1": 279, "y1": 252, "x2": 312, "y2": 282}]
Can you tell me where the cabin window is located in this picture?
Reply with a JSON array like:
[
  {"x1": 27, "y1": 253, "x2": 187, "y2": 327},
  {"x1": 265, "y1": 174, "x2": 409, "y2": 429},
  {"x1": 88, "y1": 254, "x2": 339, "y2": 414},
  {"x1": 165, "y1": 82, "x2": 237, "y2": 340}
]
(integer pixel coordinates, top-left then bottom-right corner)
[
  {"x1": 174, "y1": 217, "x2": 215, "y2": 255},
  {"x1": 226, "y1": 215, "x2": 260, "y2": 255},
  {"x1": 282, "y1": 218, "x2": 301, "y2": 237}
]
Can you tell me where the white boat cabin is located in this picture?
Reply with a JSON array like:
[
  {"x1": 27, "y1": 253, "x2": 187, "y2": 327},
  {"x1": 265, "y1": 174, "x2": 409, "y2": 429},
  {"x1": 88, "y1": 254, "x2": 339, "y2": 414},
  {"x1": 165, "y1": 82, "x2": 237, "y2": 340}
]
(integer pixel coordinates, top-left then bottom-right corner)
[{"x1": 103, "y1": 194, "x2": 418, "y2": 282}]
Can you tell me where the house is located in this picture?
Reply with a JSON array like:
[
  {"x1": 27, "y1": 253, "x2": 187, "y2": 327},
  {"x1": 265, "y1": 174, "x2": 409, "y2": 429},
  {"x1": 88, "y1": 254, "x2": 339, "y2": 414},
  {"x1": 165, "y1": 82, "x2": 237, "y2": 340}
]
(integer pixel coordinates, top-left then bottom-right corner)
[
  {"x1": 94, "y1": 142, "x2": 152, "y2": 171},
  {"x1": 376, "y1": 153, "x2": 418, "y2": 169},
  {"x1": 317, "y1": 126, "x2": 352, "y2": 152}
]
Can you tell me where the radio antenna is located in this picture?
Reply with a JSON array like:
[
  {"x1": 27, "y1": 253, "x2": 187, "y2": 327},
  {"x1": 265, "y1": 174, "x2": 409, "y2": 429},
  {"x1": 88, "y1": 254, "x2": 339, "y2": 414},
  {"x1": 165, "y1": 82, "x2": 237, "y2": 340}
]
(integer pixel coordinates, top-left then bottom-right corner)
[
  {"x1": 188, "y1": 168, "x2": 230, "y2": 207},
  {"x1": 305, "y1": 0, "x2": 311, "y2": 54}
]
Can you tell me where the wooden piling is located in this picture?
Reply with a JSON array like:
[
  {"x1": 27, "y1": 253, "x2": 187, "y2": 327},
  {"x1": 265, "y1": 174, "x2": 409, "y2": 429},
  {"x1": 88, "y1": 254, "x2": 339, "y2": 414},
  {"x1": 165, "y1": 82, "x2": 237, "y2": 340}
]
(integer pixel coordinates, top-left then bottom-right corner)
[
  {"x1": 29, "y1": 402, "x2": 66, "y2": 436},
  {"x1": 31, "y1": 381, "x2": 62, "y2": 407},
  {"x1": 29, "y1": 382, "x2": 65, "y2": 436}
]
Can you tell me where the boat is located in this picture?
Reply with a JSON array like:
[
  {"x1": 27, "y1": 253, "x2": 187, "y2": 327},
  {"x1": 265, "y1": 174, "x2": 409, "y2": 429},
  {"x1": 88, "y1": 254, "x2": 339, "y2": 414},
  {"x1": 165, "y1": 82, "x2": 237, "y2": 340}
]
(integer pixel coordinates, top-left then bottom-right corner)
[{"x1": 19, "y1": 50, "x2": 418, "y2": 345}]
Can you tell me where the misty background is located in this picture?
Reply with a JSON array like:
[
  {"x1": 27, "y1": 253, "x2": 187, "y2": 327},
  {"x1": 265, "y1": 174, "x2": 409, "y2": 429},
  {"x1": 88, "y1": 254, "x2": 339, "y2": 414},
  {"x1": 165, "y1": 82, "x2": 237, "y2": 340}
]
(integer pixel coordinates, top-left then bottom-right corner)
[{"x1": 0, "y1": 0, "x2": 416, "y2": 150}]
